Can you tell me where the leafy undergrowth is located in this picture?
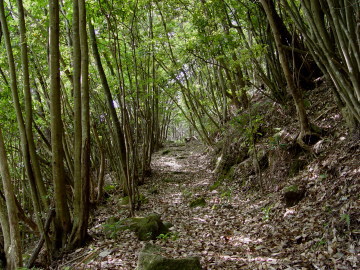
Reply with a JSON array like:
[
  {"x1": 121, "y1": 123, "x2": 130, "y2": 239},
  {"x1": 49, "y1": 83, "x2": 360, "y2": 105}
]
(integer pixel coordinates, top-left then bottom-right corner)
[{"x1": 52, "y1": 90, "x2": 359, "y2": 270}]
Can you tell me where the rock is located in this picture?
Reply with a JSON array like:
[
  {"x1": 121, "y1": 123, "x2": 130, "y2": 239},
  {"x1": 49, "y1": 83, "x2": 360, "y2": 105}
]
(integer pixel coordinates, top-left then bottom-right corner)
[
  {"x1": 162, "y1": 149, "x2": 171, "y2": 155},
  {"x1": 136, "y1": 244, "x2": 202, "y2": 270},
  {"x1": 184, "y1": 136, "x2": 198, "y2": 143},
  {"x1": 149, "y1": 187, "x2": 159, "y2": 194},
  {"x1": 121, "y1": 213, "x2": 171, "y2": 241}
]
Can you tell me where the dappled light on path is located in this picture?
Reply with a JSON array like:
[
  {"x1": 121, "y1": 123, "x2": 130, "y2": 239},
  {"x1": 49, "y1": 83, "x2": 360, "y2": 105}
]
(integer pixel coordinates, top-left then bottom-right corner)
[
  {"x1": 157, "y1": 156, "x2": 183, "y2": 170},
  {"x1": 146, "y1": 142, "x2": 290, "y2": 269},
  {"x1": 58, "y1": 141, "x2": 359, "y2": 269}
]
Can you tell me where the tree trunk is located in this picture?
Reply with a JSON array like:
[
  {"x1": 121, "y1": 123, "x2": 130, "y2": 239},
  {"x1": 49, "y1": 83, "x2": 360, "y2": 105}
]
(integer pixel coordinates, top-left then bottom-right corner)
[
  {"x1": 0, "y1": 128, "x2": 22, "y2": 269},
  {"x1": 1, "y1": 0, "x2": 50, "y2": 258},
  {"x1": 49, "y1": 0, "x2": 71, "y2": 249},
  {"x1": 89, "y1": 22, "x2": 129, "y2": 185},
  {"x1": 260, "y1": 0, "x2": 311, "y2": 138},
  {"x1": 69, "y1": 0, "x2": 90, "y2": 248},
  {"x1": 283, "y1": 0, "x2": 360, "y2": 132},
  {"x1": 16, "y1": 0, "x2": 49, "y2": 210}
]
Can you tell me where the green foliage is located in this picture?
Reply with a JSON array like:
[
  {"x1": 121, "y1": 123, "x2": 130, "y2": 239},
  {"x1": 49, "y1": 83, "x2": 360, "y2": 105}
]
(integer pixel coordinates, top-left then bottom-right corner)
[
  {"x1": 261, "y1": 205, "x2": 272, "y2": 221},
  {"x1": 268, "y1": 128, "x2": 287, "y2": 149},
  {"x1": 138, "y1": 194, "x2": 148, "y2": 204},
  {"x1": 102, "y1": 218, "x2": 124, "y2": 239},
  {"x1": 156, "y1": 231, "x2": 179, "y2": 241},
  {"x1": 220, "y1": 189, "x2": 232, "y2": 199},
  {"x1": 104, "y1": 184, "x2": 116, "y2": 192},
  {"x1": 313, "y1": 238, "x2": 327, "y2": 249},
  {"x1": 285, "y1": 185, "x2": 299, "y2": 193},
  {"x1": 163, "y1": 177, "x2": 175, "y2": 183},
  {"x1": 209, "y1": 180, "x2": 221, "y2": 191},
  {"x1": 230, "y1": 112, "x2": 264, "y2": 147},
  {"x1": 323, "y1": 205, "x2": 333, "y2": 213},
  {"x1": 119, "y1": 196, "x2": 130, "y2": 205},
  {"x1": 340, "y1": 214, "x2": 350, "y2": 229},
  {"x1": 182, "y1": 189, "x2": 192, "y2": 199},
  {"x1": 219, "y1": 188, "x2": 232, "y2": 204}
]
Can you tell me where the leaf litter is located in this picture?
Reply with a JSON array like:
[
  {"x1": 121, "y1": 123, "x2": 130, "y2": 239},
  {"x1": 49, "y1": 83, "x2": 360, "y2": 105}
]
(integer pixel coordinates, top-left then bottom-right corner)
[{"x1": 53, "y1": 137, "x2": 359, "y2": 270}]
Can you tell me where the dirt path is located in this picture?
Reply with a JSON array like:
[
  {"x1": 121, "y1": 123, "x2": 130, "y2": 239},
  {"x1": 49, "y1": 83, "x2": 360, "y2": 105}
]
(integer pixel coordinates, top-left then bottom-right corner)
[{"x1": 55, "y1": 141, "x2": 358, "y2": 269}]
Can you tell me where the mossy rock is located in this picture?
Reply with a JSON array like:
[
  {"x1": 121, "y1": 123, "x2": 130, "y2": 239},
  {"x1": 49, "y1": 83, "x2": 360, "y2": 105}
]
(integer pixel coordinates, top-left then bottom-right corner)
[
  {"x1": 189, "y1": 197, "x2": 206, "y2": 208},
  {"x1": 121, "y1": 213, "x2": 172, "y2": 241},
  {"x1": 162, "y1": 149, "x2": 171, "y2": 155},
  {"x1": 149, "y1": 187, "x2": 159, "y2": 194},
  {"x1": 103, "y1": 217, "x2": 122, "y2": 238},
  {"x1": 136, "y1": 244, "x2": 202, "y2": 270}
]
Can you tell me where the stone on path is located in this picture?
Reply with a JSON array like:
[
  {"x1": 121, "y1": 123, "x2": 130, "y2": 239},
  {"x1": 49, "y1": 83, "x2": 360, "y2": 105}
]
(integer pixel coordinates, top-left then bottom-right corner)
[
  {"x1": 122, "y1": 213, "x2": 172, "y2": 241},
  {"x1": 136, "y1": 243, "x2": 202, "y2": 270}
]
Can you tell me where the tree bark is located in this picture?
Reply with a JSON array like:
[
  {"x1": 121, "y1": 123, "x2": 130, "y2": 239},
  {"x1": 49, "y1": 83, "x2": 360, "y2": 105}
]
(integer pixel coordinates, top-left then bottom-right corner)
[
  {"x1": 1, "y1": 0, "x2": 50, "y2": 260},
  {"x1": 69, "y1": 0, "x2": 90, "y2": 248},
  {"x1": 49, "y1": 0, "x2": 71, "y2": 249},
  {"x1": 260, "y1": 0, "x2": 311, "y2": 138},
  {"x1": 0, "y1": 128, "x2": 22, "y2": 269},
  {"x1": 16, "y1": 0, "x2": 49, "y2": 210},
  {"x1": 89, "y1": 22, "x2": 129, "y2": 186}
]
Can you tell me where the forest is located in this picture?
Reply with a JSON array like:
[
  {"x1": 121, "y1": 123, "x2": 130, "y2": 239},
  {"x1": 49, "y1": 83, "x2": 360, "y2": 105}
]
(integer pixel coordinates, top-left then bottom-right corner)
[{"x1": 0, "y1": 0, "x2": 359, "y2": 269}]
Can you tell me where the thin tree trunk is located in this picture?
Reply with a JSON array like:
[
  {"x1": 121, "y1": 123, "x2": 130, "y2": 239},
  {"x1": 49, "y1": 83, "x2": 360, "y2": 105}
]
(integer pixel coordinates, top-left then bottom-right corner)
[
  {"x1": 79, "y1": 0, "x2": 90, "y2": 243},
  {"x1": 0, "y1": 128, "x2": 22, "y2": 269},
  {"x1": 70, "y1": 0, "x2": 82, "y2": 248},
  {"x1": 92, "y1": 125, "x2": 105, "y2": 202},
  {"x1": 16, "y1": 0, "x2": 49, "y2": 210},
  {"x1": 49, "y1": 0, "x2": 71, "y2": 249},
  {"x1": 89, "y1": 22, "x2": 129, "y2": 186},
  {"x1": 16, "y1": 0, "x2": 52, "y2": 256},
  {"x1": 1, "y1": 0, "x2": 51, "y2": 257},
  {"x1": 0, "y1": 189, "x2": 11, "y2": 269},
  {"x1": 69, "y1": 0, "x2": 90, "y2": 248},
  {"x1": 260, "y1": 0, "x2": 311, "y2": 138}
]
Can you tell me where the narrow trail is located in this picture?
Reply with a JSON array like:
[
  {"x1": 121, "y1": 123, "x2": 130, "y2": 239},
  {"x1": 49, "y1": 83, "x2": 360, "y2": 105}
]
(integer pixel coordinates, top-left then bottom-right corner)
[
  {"x1": 58, "y1": 141, "x2": 252, "y2": 269},
  {"x1": 56, "y1": 142, "x2": 284, "y2": 269},
  {"x1": 55, "y1": 141, "x2": 357, "y2": 269}
]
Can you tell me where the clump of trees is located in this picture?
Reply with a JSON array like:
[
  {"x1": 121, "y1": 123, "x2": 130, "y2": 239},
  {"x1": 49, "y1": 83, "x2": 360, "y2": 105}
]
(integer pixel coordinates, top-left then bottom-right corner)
[{"x1": 0, "y1": 0, "x2": 357, "y2": 268}]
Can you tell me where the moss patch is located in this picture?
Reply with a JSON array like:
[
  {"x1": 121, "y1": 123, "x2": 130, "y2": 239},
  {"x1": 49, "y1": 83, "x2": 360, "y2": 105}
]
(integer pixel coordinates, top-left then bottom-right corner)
[
  {"x1": 136, "y1": 244, "x2": 202, "y2": 270},
  {"x1": 119, "y1": 213, "x2": 172, "y2": 241},
  {"x1": 189, "y1": 197, "x2": 206, "y2": 208}
]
